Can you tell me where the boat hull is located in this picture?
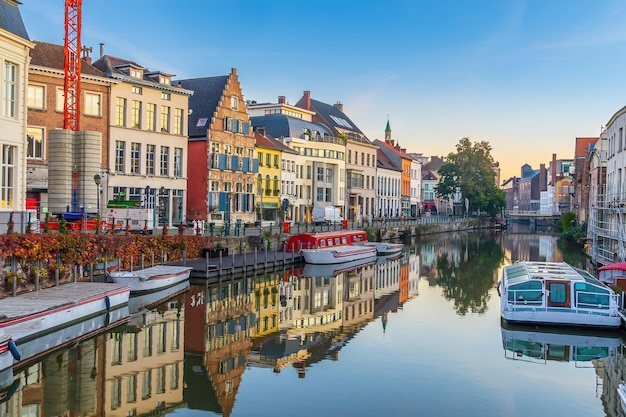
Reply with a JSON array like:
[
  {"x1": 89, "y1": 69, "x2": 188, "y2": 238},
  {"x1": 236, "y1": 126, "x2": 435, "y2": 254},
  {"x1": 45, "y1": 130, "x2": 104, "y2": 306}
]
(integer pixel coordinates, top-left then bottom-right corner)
[
  {"x1": 302, "y1": 257, "x2": 377, "y2": 277},
  {"x1": 301, "y1": 245, "x2": 377, "y2": 264},
  {"x1": 499, "y1": 261, "x2": 622, "y2": 329},
  {"x1": 108, "y1": 265, "x2": 192, "y2": 294}
]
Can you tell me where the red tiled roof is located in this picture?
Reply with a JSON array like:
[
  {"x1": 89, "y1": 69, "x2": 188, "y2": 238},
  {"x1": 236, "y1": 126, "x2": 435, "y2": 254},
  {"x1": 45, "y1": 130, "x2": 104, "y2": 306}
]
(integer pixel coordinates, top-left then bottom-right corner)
[{"x1": 29, "y1": 41, "x2": 104, "y2": 77}]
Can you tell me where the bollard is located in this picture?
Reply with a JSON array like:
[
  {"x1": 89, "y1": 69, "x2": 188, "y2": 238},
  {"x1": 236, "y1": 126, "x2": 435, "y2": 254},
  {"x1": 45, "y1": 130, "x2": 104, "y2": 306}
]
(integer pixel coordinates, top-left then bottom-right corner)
[
  {"x1": 90, "y1": 263, "x2": 93, "y2": 282},
  {"x1": 55, "y1": 268, "x2": 59, "y2": 286},
  {"x1": 142, "y1": 254, "x2": 145, "y2": 270},
  {"x1": 219, "y1": 252, "x2": 223, "y2": 272},
  {"x1": 183, "y1": 250, "x2": 187, "y2": 265},
  {"x1": 35, "y1": 271, "x2": 39, "y2": 292},
  {"x1": 152, "y1": 252, "x2": 155, "y2": 267}
]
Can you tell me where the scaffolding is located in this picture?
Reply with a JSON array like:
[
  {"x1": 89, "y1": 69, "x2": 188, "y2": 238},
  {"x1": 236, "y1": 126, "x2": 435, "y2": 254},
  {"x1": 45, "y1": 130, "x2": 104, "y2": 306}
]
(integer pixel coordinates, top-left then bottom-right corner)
[{"x1": 587, "y1": 187, "x2": 626, "y2": 266}]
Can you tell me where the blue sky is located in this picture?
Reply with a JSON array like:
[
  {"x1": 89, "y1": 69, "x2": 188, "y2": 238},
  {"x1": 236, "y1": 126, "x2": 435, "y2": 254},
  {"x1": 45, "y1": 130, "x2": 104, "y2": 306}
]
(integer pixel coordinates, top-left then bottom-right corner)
[{"x1": 19, "y1": 1, "x2": 626, "y2": 180}]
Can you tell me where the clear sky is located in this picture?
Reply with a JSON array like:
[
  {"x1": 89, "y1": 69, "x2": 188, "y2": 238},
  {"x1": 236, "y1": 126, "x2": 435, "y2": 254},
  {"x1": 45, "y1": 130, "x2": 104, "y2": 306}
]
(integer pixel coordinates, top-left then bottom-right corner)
[{"x1": 19, "y1": 1, "x2": 626, "y2": 181}]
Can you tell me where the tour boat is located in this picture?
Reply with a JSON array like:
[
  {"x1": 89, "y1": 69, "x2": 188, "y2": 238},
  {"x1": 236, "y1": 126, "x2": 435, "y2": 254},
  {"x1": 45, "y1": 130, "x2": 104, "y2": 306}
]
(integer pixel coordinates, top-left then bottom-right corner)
[
  {"x1": 285, "y1": 230, "x2": 368, "y2": 252},
  {"x1": 501, "y1": 323, "x2": 621, "y2": 364},
  {"x1": 363, "y1": 241, "x2": 403, "y2": 256},
  {"x1": 301, "y1": 245, "x2": 377, "y2": 265},
  {"x1": 498, "y1": 261, "x2": 621, "y2": 328},
  {"x1": 107, "y1": 265, "x2": 192, "y2": 294}
]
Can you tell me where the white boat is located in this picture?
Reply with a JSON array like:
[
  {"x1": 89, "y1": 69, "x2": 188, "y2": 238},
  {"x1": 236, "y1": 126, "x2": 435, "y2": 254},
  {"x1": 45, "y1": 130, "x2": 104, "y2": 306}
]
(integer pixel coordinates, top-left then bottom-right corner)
[
  {"x1": 363, "y1": 241, "x2": 403, "y2": 256},
  {"x1": 618, "y1": 383, "x2": 626, "y2": 413},
  {"x1": 107, "y1": 265, "x2": 192, "y2": 294},
  {"x1": 501, "y1": 323, "x2": 621, "y2": 364},
  {"x1": 301, "y1": 257, "x2": 377, "y2": 278},
  {"x1": 0, "y1": 282, "x2": 130, "y2": 371},
  {"x1": 301, "y1": 245, "x2": 377, "y2": 264},
  {"x1": 498, "y1": 261, "x2": 621, "y2": 328}
]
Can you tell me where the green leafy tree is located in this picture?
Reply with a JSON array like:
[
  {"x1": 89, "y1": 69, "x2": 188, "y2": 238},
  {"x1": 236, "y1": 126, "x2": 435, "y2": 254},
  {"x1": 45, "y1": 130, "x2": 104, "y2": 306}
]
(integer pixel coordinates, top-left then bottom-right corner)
[{"x1": 435, "y1": 137, "x2": 505, "y2": 217}]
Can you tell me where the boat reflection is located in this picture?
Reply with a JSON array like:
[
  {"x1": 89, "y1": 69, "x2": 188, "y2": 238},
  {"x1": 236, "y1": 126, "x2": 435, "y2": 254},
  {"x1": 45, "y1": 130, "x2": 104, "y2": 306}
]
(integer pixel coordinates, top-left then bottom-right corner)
[{"x1": 500, "y1": 323, "x2": 621, "y2": 366}]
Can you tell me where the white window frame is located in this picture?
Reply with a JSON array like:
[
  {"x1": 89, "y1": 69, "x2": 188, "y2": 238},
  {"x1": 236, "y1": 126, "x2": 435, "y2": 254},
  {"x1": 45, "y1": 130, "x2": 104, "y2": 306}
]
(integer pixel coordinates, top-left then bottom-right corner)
[
  {"x1": 83, "y1": 92, "x2": 101, "y2": 116},
  {"x1": 26, "y1": 126, "x2": 45, "y2": 160},
  {"x1": 27, "y1": 84, "x2": 45, "y2": 110},
  {"x1": 3, "y1": 62, "x2": 17, "y2": 118}
]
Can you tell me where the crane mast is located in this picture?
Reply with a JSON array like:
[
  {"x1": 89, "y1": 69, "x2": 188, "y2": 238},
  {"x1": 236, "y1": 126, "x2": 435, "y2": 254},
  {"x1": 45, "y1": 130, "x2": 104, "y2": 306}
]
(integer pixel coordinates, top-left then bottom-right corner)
[{"x1": 63, "y1": 0, "x2": 82, "y2": 131}]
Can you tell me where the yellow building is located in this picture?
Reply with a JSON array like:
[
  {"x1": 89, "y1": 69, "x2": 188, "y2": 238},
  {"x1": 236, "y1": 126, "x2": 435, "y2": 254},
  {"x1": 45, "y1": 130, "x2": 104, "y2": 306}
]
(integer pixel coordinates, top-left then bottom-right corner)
[
  {"x1": 252, "y1": 272, "x2": 280, "y2": 338},
  {"x1": 255, "y1": 132, "x2": 282, "y2": 225}
]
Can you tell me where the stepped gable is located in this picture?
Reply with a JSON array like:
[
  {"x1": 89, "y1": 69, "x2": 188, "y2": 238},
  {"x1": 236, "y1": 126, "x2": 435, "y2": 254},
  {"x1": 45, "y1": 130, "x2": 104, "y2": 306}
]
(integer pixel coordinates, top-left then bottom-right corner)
[{"x1": 175, "y1": 75, "x2": 230, "y2": 138}]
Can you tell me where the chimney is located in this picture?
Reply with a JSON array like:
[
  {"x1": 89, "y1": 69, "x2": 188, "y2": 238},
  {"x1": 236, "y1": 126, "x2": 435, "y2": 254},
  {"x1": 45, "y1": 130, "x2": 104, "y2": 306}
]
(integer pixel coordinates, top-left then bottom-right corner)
[
  {"x1": 278, "y1": 96, "x2": 286, "y2": 104},
  {"x1": 99, "y1": 43, "x2": 104, "y2": 58},
  {"x1": 334, "y1": 101, "x2": 343, "y2": 112},
  {"x1": 401, "y1": 148, "x2": 406, "y2": 153},
  {"x1": 84, "y1": 56, "x2": 92, "y2": 65},
  {"x1": 303, "y1": 91, "x2": 311, "y2": 110}
]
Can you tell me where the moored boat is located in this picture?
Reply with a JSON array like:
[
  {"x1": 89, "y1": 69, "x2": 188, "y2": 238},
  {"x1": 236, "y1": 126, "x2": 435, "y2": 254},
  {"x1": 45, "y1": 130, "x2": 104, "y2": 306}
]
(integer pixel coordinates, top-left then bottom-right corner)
[
  {"x1": 107, "y1": 265, "x2": 192, "y2": 294},
  {"x1": 301, "y1": 244, "x2": 376, "y2": 265},
  {"x1": 0, "y1": 282, "x2": 130, "y2": 372},
  {"x1": 598, "y1": 262, "x2": 626, "y2": 289},
  {"x1": 498, "y1": 261, "x2": 621, "y2": 328},
  {"x1": 128, "y1": 280, "x2": 190, "y2": 314},
  {"x1": 363, "y1": 241, "x2": 403, "y2": 256},
  {"x1": 301, "y1": 257, "x2": 377, "y2": 278},
  {"x1": 285, "y1": 230, "x2": 367, "y2": 252}
]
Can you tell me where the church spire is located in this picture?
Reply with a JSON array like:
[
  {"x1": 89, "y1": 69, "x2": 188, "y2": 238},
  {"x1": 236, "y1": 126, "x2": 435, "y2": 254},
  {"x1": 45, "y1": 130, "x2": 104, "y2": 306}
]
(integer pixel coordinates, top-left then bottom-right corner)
[{"x1": 384, "y1": 116, "x2": 392, "y2": 143}]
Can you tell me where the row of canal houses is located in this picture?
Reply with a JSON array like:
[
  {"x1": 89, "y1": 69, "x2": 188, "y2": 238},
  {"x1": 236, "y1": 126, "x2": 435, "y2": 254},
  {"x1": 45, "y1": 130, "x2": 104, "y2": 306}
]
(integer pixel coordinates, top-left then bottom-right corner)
[{"x1": 0, "y1": 2, "x2": 454, "y2": 232}]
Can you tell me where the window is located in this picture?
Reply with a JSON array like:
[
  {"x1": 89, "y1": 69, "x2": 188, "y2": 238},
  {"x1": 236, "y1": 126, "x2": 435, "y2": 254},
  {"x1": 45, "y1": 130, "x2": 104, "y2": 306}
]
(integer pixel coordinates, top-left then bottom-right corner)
[
  {"x1": 131, "y1": 100, "x2": 141, "y2": 128},
  {"x1": 156, "y1": 366, "x2": 166, "y2": 394},
  {"x1": 317, "y1": 167, "x2": 324, "y2": 181},
  {"x1": 317, "y1": 187, "x2": 324, "y2": 202},
  {"x1": 132, "y1": 86, "x2": 142, "y2": 95},
  {"x1": 161, "y1": 92, "x2": 171, "y2": 101},
  {"x1": 326, "y1": 188, "x2": 332, "y2": 202},
  {"x1": 258, "y1": 152, "x2": 263, "y2": 166},
  {"x1": 160, "y1": 146, "x2": 169, "y2": 176},
  {"x1": 3, "y1": 62, "x2": 16, "y2": 117},
  {"x1": 84, "y1": 92, "x2": 101, "y2": 116},
  {"x1": 131, "y1": 142, "x2": 141, "y2": 174},
  {"x1": 174, "y1": 108, "x2": 183, "y2": 135},
  {"x1": 111, "y1": 377, "x2": 122, "y2": 409},
  {"x1": 174, "y1": 147, "x2": 183, "y2": 177},
  {"x1": 130, "y1": 69, "x2": 142, "y2": 78},
  {"x1": 231, "y1": 95, "x2": 238, "y2": 109},
  {"x1": 128, "y1": 333, "x2": 138, "y2": 362},
  {"x1": 265, "y1": 153, "x2": 270, "y2": 166},
  {"x1": 141, "y1": 369, "x2": 152, "y2": 400},
  {"x1": 115, "y1": 97, "x2": 126, "y2": 126},
  {"x1": 27, "y1": 85, "x2": 44, "y2": 109},
  {"x1": 113, "y1": 186, "x2": 127, "y2": 201},
  {"x1": 115, "y1": 140, "x2": 125, "y2": 173},
  {"x1": 27, "y1": 127, "x2": 44, "y2": 159},
  {"x1": 326, "y1": 168, "x2": 333, "y2": 182},
  {"x1": 55, "y1": 87, "x2": 65, "y2": 112},
  {"x1": 160, "y1": 106, "x2": 170, "y2": 132},
  {"x1": 146, "y1": 144, "x2": 155, "y2": 176},
  {"x1": 127, "y1": 374, "x2": 137, "y2": 402},
  {"x1": 273, "y1": 154, "x2": 279, "y2": 167},
  {"x1": 146, "y1": 103, "x2": 156, "y2": 131},
  {"x1": 1, "y1": 145, "x2": 14, "y2": 208}
]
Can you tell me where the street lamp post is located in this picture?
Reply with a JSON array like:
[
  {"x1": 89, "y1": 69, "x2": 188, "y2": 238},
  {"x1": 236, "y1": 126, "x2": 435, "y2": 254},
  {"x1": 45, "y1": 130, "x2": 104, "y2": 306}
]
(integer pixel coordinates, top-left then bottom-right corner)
[{"x1": 94, "y1": 174, "x2": 101, "y2": 233}]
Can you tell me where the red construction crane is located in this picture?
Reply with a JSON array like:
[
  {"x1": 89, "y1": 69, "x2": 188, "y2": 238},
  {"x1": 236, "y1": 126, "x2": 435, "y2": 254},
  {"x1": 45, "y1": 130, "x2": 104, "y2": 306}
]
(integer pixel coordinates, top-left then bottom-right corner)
[{"x1": 63, "y1": 0, "x2": 82, "y2": 131}]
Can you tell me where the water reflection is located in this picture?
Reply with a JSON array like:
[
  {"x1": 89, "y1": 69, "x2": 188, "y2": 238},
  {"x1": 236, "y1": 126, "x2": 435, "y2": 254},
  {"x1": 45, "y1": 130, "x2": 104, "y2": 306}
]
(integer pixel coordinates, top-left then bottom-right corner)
[{"x1": 3, "y1": 232, "x2": 620, "y2": 417}]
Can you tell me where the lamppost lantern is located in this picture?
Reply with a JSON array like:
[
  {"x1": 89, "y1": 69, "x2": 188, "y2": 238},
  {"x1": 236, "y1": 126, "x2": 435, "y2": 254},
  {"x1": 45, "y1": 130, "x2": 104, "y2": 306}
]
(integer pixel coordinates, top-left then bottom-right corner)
[{"x1": 94, "y1": 174, "x2": 102, "y2": 233}]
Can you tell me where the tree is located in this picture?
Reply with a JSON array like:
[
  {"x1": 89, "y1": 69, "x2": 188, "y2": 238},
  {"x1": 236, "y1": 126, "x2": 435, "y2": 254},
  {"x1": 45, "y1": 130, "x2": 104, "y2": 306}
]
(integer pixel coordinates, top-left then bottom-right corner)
[{"x1": 435, "y1": 137, "x2": 505, "y2": 217}]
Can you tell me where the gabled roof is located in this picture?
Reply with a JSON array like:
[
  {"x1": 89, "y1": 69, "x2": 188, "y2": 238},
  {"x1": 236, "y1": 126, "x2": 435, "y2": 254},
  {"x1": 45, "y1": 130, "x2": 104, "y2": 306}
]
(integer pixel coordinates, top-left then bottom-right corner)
[
  {"x1": 0, "y1": 0, "x2": 29, "y2": 41},
  {"x1": 422, "y1": 156, "x2": 444, "y2": 172},
  {"x1": 254, "y1": 131, "x2": 298, "y2": 155},
  {"x1": 174, "y1": 75, "x2": 230, "y2": 138},
  {"x1": 575, "y1": 137, "x2": 598, "y2": 158},
  {"x1": 373, "y1": 139, "x2": 412, "y2": 171},
  {"x1": 377, "y1": 148, "x2": 401, "y2": 172},
  {"x1": 250, "y1": 115, "x2": 333, "y2": 140},
  {"x1": 30, "y1": 41, "x2": 104, "y2": 76},
  {"x1": 422, "y1": 171, "x2": 438, "y2": 181}
]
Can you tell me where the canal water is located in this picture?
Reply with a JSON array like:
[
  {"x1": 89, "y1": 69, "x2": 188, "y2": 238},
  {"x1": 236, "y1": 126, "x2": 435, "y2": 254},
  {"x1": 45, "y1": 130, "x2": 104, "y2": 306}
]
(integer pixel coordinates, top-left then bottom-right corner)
[{"x1": 2, "y1": 231, "x2": 625, "y2": 417}]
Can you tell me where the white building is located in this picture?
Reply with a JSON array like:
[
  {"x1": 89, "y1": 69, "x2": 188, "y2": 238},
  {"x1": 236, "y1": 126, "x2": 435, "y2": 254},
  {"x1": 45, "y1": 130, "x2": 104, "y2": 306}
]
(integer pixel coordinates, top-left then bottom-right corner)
[{"x1": 0, "y1": 0, "x2": 33, "y2": 219}]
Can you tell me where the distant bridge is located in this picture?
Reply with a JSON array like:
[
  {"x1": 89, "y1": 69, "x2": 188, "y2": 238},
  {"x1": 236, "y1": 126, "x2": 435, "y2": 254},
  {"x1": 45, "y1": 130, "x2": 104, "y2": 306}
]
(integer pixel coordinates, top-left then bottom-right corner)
[{"x1": 504, "y1": 210, "x2": 561, "y2": 232}]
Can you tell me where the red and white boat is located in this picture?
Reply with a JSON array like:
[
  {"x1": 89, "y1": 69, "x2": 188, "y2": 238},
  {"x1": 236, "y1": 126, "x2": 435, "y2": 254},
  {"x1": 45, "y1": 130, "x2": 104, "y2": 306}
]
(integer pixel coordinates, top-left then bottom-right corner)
[
  {"x1": 107, "y1": 265, "x2": 192, "y2": 294},
  {"x1": 285, "y1": 230, "x2": 368, "y2": 252},
  {"x1": 598, "y1": 262, "x2": 626, "y2": 289}
]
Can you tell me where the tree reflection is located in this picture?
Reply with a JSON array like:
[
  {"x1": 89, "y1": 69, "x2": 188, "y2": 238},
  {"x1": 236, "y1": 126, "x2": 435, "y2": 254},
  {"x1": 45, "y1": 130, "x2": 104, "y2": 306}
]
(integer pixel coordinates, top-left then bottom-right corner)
[{"x1": 435, "y1": 236, "x2": 504, "y2": 316}]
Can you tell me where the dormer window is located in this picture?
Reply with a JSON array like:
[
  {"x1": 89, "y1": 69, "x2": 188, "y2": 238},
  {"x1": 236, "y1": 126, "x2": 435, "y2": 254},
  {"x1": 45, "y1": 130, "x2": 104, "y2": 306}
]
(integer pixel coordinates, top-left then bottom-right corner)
[
  {"x1": 130, "y1": 69, "x2": 142, "y2": 79},
  {"x1": 160, "y1": 76, "x2": 171, "y2": 85}
]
